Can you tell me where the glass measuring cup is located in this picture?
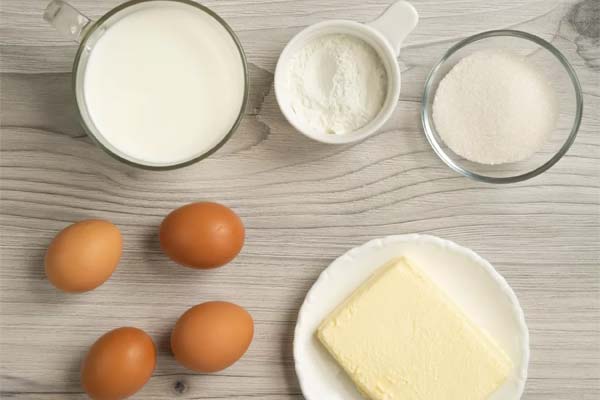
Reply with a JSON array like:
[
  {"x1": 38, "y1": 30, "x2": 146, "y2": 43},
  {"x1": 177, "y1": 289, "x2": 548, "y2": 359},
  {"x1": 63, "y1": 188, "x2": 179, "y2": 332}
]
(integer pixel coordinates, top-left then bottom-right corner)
[{"x1": 44, "y1": 0, "x2": 248, "y2": 170}]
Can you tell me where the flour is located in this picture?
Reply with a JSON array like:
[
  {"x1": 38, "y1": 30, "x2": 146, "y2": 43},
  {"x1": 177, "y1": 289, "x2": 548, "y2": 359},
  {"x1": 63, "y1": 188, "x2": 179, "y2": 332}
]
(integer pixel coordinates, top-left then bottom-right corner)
[
  {"x1": 287, "y1": 34, "x2": 387, "y2": 135},
  {"x1": 433, "y1": 49, "x2": 558, "y2": 165}
]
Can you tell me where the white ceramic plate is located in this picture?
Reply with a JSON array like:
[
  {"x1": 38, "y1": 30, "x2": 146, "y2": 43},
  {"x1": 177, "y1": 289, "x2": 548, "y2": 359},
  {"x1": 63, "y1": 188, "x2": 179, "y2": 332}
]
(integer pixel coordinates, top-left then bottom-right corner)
[{"x1": 294, "y1": 234, "x2": 529, "y2": 400}]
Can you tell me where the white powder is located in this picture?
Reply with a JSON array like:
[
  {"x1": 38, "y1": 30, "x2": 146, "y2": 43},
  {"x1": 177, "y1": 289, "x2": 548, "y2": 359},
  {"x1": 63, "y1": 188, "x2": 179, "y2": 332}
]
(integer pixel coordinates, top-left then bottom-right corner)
[
  {"x1": 287, "y1": 34, "x2": 387, "y2": 135},
  {"x1": 433, "y1": 49, "x2": 559, "y2": 165}
]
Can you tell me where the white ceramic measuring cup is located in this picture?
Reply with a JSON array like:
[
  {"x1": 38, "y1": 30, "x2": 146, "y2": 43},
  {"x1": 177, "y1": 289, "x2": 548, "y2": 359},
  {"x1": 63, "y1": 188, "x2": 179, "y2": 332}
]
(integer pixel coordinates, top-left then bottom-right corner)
[{"x1": 274, "y1": 1, "x2": 418, "y2": 144}]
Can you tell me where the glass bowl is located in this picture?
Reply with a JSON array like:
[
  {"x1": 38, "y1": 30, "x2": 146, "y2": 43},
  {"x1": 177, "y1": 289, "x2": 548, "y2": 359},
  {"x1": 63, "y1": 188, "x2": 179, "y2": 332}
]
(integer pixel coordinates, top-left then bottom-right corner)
[{"x1": 421, "y1": 30, "x2": 583, "y2": 184}]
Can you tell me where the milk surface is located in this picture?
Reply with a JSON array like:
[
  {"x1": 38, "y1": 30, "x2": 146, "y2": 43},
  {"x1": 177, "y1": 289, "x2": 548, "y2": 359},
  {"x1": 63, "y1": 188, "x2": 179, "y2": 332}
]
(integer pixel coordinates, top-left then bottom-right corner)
[{"x1": 83, "y1": 1, "x2": 245, "y2": 165}]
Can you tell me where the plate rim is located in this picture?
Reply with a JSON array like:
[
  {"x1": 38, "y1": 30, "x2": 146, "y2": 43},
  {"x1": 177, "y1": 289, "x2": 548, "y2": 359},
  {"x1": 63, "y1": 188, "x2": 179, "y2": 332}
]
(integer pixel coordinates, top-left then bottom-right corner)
[{"x1": 293, "y1": 233, "x2": 530, "y2": 399}]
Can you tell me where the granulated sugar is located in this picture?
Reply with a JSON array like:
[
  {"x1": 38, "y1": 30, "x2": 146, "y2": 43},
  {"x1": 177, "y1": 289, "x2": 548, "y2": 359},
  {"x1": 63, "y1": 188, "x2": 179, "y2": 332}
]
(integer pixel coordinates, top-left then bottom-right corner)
[
  {"x1": 287, "y1": 34, "x2": 387, "y2": 135},
  {"x1": 433, "y1": 49, "x2": 558, "y2": 165}
]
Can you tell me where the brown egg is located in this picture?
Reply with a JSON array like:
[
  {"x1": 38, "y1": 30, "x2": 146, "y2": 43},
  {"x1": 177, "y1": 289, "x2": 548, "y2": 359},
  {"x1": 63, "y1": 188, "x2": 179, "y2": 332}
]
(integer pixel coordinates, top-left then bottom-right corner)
[
  {"x1": 171, "y1": 301, "x2": 254, "y2": 372},
  {"x1": 45, "y1": 219, "x2": 122, "y2": 292},
  {"x1": 159, "y1": 202, "x2": 244, "y2": 269},
  {"x1": 81, "y1": 327, "x2": 156, "y2": 400}
]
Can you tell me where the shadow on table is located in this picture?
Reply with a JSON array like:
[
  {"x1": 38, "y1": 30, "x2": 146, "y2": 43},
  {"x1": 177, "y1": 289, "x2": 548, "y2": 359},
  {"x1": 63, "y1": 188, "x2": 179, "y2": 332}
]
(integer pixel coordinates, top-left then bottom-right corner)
[{"x1": 1, "y1": 72, "x2": 83, "y2": 138}]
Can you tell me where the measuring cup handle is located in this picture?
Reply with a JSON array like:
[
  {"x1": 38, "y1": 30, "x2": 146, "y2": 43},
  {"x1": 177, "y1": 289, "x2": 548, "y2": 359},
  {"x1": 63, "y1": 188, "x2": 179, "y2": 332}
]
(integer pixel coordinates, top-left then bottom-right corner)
[
  {"x1": 44, "y1": 0, "x2": 91, "y2": 43},
  {"x1": 367, "y1": 1, "x2": 418, "y2": 56}
]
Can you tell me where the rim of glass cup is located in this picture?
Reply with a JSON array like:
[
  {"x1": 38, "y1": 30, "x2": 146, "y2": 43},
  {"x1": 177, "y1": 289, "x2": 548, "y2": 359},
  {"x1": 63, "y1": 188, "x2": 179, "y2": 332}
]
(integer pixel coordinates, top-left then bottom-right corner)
[
  {"x1": 72, "y1": 0, "x2": 249, "y2": 171},
  {"x1": 421, "y1": 29, "x2": 584, "y2": 184}
]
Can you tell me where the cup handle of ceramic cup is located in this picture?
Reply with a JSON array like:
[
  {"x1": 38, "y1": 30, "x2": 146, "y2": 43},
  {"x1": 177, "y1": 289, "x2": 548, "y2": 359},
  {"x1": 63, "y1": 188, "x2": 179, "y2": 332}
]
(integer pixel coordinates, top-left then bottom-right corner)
[
  {"x1": 367, "y1": 1, "x2": 418, "y2": 56},
  {"x1": 44, "y1": 0, "x2": 91, "y2": 43}
]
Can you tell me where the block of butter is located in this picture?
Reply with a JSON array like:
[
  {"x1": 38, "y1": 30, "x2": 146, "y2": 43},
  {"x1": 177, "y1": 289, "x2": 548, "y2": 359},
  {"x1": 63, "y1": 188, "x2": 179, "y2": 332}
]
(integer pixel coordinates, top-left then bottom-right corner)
[{"x1": 317, "y1": 258, "x2": 513, "y2": 400}]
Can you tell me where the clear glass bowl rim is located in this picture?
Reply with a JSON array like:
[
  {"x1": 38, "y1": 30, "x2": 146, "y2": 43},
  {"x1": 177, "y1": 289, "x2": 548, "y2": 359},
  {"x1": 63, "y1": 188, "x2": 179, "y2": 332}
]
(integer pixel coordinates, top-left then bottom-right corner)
[
  {"x1": 72, "y1": 0, "x2": 249, "y2": 171},
  {"x1": 421, "y1": 29, "x2": 584, "y2": 184}
]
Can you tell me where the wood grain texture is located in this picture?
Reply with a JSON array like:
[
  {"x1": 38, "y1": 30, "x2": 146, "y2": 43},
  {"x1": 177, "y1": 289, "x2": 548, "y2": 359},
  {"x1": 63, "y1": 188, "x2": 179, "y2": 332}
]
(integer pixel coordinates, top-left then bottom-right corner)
[{"x1": 1, "y1": 0, "x2": 599, "y2": 399}]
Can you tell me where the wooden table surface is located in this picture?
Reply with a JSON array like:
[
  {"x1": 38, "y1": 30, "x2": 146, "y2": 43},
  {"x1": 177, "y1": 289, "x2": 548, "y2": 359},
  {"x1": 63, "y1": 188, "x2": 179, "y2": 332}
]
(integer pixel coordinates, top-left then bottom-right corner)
[{"x1": 1, "y1": 0, "x2": 599, "y2": 399}]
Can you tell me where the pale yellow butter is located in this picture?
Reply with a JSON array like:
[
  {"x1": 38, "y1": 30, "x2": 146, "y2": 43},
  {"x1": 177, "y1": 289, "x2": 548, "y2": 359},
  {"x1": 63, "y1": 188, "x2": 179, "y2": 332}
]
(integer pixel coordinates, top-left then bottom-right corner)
[{"x1": 317, "y1": 258, "x2": 513, "y2": 400}]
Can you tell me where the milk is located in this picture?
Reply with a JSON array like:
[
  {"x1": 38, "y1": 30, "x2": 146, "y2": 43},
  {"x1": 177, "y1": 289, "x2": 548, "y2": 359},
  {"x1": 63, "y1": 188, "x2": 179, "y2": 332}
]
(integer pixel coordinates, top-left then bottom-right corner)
[{"x1": 83, "y1": 1, "x2": 246, "y2": 166}]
